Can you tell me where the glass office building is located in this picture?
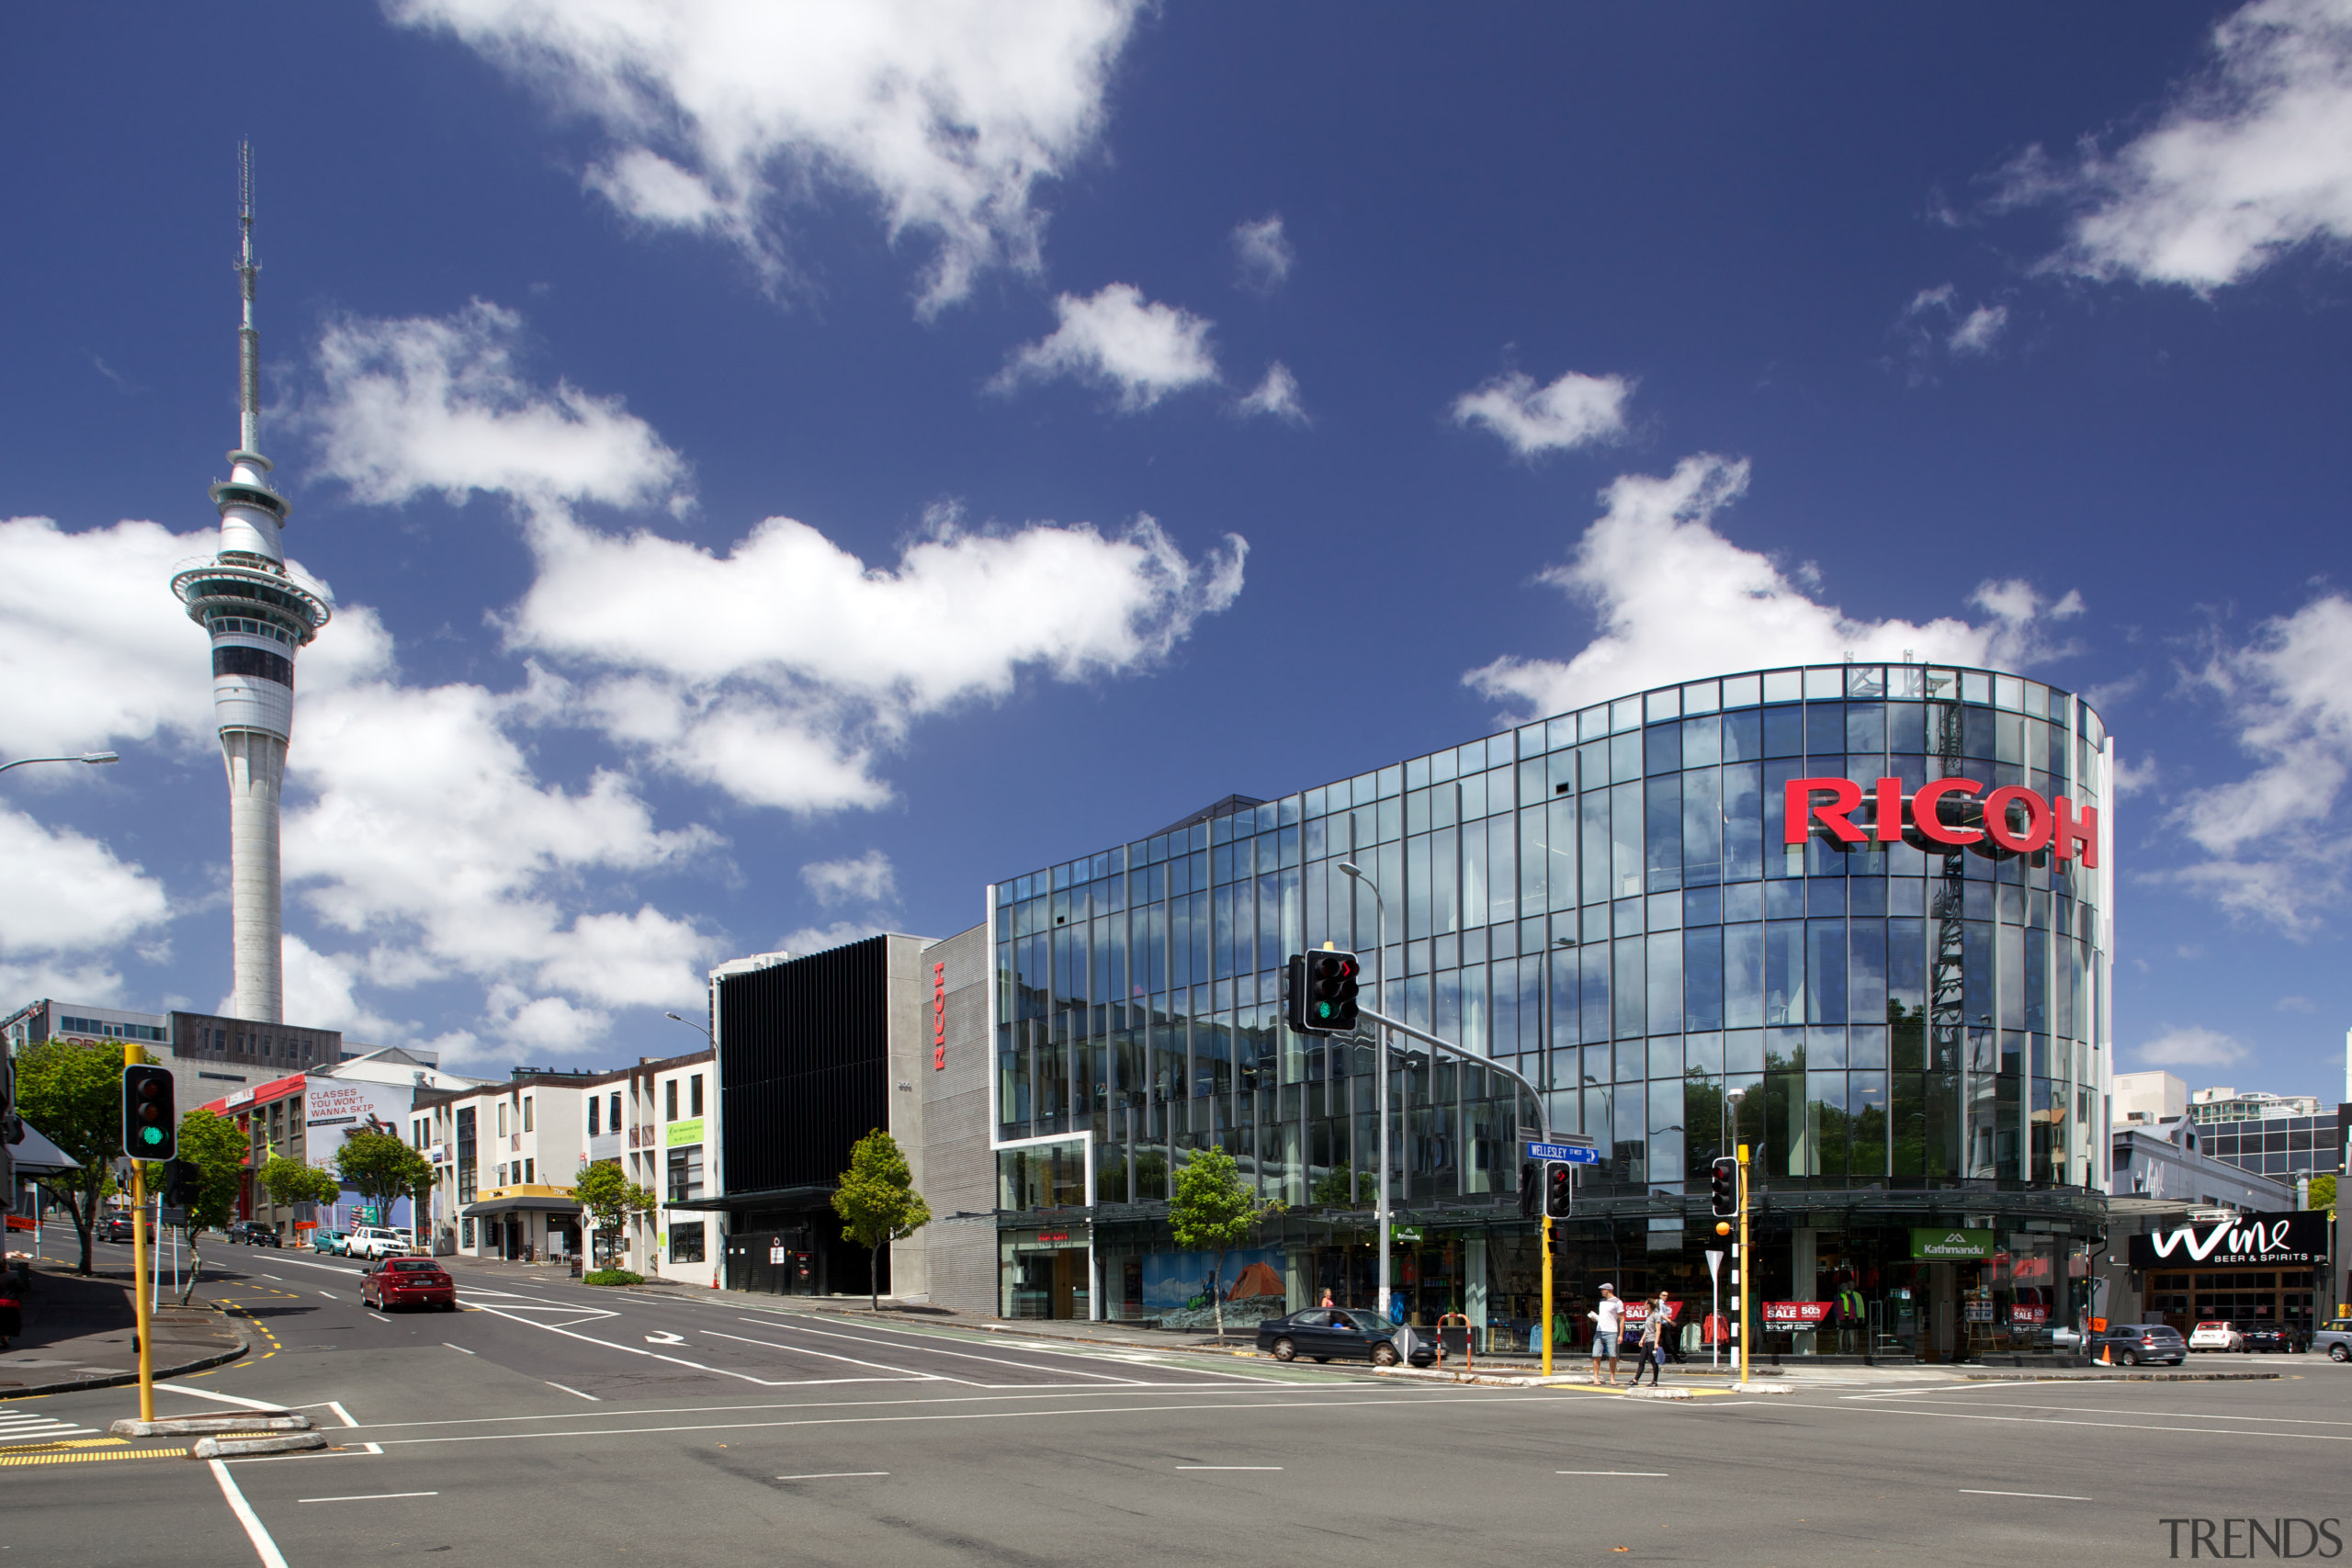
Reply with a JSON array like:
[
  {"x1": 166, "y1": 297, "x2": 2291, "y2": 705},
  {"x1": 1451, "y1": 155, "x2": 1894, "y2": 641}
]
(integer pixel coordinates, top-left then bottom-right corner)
[{"x1": 987, "y1": 662, "x2": 2114, "y2": 1360}]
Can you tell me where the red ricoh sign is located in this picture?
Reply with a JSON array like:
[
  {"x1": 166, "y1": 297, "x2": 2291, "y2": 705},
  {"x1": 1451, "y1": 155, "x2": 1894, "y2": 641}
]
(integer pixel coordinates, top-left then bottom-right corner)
[
  {"x1": 1783, "y1": 776, "x2": 2098, "y2": 866},
  {"x1": 933, "y1": 962, "x2": 947, "y2": 1071}
]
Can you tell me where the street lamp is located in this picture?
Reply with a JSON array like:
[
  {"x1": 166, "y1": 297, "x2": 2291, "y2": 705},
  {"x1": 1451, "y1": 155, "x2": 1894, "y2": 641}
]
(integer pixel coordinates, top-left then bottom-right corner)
[
  {"x1": 1336, "y1": 862, "x2": 1392, "y2": 1318},
  {"x1": 0, "y1": 750, "x2": 119, "y2": 775},
  {"x1": 663, "y1": 1010, "x2": 712, "y2": 1043}
]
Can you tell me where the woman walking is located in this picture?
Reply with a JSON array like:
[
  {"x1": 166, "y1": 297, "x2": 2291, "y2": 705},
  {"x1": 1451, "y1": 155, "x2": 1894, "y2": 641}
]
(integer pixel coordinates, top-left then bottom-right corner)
[{"x1": 1630, "y1": 1292, "x2": 1671, "y2": 1387}]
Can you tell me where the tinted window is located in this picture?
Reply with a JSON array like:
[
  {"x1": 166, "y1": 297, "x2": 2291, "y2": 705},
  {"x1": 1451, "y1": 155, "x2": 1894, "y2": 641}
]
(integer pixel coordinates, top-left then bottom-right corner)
[{"x1": 389, "y1": 1259, "x2": 435, "y2": 1272}]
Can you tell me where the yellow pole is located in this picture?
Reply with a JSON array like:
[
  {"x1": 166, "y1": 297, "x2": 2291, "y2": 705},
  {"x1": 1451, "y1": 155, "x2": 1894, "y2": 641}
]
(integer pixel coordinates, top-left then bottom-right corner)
[
  {"x1": 1736, "y1": 1142, "x2": 1751, "y2": 1390},
  {"x1": 1541, "y1": 1211, "x2": 1554, "y2": 1378},
  {"x1": 126, "y1": 1042, "x2": 154, "y2": 1422}
]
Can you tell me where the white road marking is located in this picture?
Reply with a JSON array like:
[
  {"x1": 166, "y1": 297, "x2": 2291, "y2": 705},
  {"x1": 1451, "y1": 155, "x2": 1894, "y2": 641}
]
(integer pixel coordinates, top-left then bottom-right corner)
[
  {"x1": 1959, "y1": 1489, "x2": 2091, "y2": 1501},
  {"x1": 1558, "y1": 1471, "x2": 1668, "y2": 1476},
  {"x1": 701, "y1": 1329, "x2": 947, "y2": 1382},
  {"x1": 155, "y1": 1382, "x2": 291, "y2": 1411},
  {"x1": 258, "y1": 1274, "x2": 284, "y2": 1282},
  {"x1": 326, "y1": 1402, "x2": 359, "y2": 1428},
  {"x1": 317, "y1": 1291, "x2": 338, "y2": 1301},
  {"x1": 645, "y1": 1331, "x2": 686, "y2": 1345},
  {"x1": 465, "y1": 1302, "x2": 910, "y2": 1389},
  {"x1": 1862, "y1": 1406, "x2": 2352, "y2": 1442},
  {"x1": 372, "y1": 1393, "x2": 1550, "y2": 1450},
  {"x1": 443, "y1": 1343, "x2": 476, "y2": 1355},
  {"x1": 777, "y1": 1472, "x2": 888, "y2": 1480},
  {"x1": 1177, "y1": 1465, "x2": 1281, "y2": 1471},
  {"x1": 779, "y1": 1314, "x2": 1271, "y2": 1384},
  {"x1": 546, "y1": 1382, "x2": 599, "y2": 1401},
  {"x1": 0, "y1": 1410, "x2": 100, "y2": 1445},
  {"x1": 209, "y1": 1458, "x2": 290, "y2": 1568},
  {"x1": 732, "y1": 1317, "x2": 1149, "y2": 1385},
  {"x1": 266, "y1": 1255, "x2": 365, "y2": 1278},
  {"x1": 299, "y1": 1492, "x2": 438, "y2": 1504}
]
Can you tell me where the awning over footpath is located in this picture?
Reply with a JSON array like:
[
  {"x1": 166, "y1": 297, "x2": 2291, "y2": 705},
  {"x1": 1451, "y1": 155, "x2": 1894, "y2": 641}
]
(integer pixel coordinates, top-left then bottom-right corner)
[
  {"x1": 460, "y1": 1194, "x2": 583, "y2": 1218},
  {"x1": 7, "y1": 1119, "x2": 78, "y2": 1178}
]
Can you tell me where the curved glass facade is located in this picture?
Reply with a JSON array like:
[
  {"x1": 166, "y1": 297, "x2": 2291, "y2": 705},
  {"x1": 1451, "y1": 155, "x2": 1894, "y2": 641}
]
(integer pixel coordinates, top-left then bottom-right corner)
[{"x1": 989, "y1": 663, "x2": 2113, "y2": 1358}]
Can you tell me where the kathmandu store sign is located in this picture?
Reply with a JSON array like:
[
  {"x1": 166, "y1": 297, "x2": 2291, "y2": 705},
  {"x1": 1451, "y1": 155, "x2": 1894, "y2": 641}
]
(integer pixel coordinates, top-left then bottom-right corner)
[{"x1": 1785, "y1": 777, "x2": 2099, "y2": 866}]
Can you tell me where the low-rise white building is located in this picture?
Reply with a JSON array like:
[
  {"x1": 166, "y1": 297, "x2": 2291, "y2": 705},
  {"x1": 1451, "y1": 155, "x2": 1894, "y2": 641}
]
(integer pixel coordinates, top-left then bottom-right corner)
[{"x1": 413, "y1": 1069, "x2": 601, "y2": 1261}]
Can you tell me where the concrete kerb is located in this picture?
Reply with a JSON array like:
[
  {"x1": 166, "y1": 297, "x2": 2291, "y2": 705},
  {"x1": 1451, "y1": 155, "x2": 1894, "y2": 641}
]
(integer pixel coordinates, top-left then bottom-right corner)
[{"x1": 2, "y1": 1314, "x2": 250, "y2": 1399}]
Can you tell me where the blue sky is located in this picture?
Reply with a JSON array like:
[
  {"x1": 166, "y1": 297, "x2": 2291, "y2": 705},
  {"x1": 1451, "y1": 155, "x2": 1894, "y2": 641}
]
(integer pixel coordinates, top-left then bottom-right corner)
[{"x1": 3, "y1": 2, "x2": 2347, "y2": 1097}]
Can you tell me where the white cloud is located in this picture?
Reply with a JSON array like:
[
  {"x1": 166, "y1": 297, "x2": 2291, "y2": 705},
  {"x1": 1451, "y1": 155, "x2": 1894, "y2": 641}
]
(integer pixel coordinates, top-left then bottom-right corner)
[
  {"x1": 2164, "y1": 592, "x2": 2352, "y2": 934},
  {"x1": 277, "y1": 933, "x2": 401, "y2": 1043},
  {"x1": 384, "y1": 0, "x2": 1143, "y2": 314},
  {"x1": 2137, "y1": 1025, "x2": 2251, "y2": 1067},
  {"x1": 1948, "y1": 305, "x2": 2009, "y2": 356},
  {"x1": 308, "y1": 300, "x2": 689, "y2": 516},
  {"x1": 0, "y1": 806, "x2": 171, "y2": 1001},
  {"x1": 1236, "y1": 361, "x2": 1305, "y2": 423},
  {"x1": 1464, "y1": 454, "x2": 2086, "y2": 720},
  {"x1": 802, "y1": 850, "x2": 897, "y2": 908},
  {"x1": 285, "y1": 665, "x2": 719, "y2": 1016},
  {"x1": 0, "y1": 515, "x2": 218, "y2": 757},
  {"x1": 2278, "y1": 994, "x2": 2317, "y2": 1012},
  {"x1": 1451, "y1": 368, "x2": 1632, "y2": 457},
  {"x1": 1230, "y1": 214, "x2": 1293, "y2": 292},
  {"x1": 2004, "y1": 0, "x2": 2352, "y2": 290},
  {"x1": 992, "y1": 284, "x2": 1221, "y2": 412},
  {"x1": 773, "y1": 919, "x2": 890, "y2": 957}
]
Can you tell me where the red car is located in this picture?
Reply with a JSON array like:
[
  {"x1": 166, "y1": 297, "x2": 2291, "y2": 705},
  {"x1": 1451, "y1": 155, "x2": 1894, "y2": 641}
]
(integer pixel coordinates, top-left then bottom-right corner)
[{"x1": 361, "y1": 1257, "x2": 458, "y2": 1312}]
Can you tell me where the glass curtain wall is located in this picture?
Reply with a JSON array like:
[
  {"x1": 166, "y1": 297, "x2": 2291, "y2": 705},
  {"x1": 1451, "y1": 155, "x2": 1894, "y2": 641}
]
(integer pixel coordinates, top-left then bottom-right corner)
[{"x1": 992, "y1": 663, "x2": 2110, "y2": 1326}]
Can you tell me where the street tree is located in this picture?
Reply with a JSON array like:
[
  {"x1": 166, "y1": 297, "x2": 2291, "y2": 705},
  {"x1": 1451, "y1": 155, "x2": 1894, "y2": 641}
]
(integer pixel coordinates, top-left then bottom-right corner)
[
  {"x1": 13, "y1": 1038, "x2": 125, "y2": 1274},
  {"x1": 573, "y1": 1159, "x2": 657, "y2": 1273},
  {"x1": 334, "y1": 1131, "x2": 435, "y2": 1236},
  {"x1": 175, "y1": 1109, "x2": 253, "y2": 1304},
  {"x1": 2309, "y1": 1174, "x2": 2336, "y2": 1213},
  {"x1": 1168, "y1": 1145, "x2": 1282, "y2": 1341},
  {"x1": 258, "y1": 1153, "x2": 341, "y2": 1217},
  {"x1": 831, "y1": 1129, "x2": 931, "y2": 1311}
]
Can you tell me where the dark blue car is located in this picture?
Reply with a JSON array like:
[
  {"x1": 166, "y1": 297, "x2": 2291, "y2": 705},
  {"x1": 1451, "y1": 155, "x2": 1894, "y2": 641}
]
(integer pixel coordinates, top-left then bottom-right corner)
[{"x1": 1257, "y1": 1308, "x2": 1437, "y2": 1368}]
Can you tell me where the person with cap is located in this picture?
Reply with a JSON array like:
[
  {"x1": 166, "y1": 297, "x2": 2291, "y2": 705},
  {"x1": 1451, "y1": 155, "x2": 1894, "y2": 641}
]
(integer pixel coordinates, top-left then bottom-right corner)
[{"x1": 1587, "y1": 1282, "x2": 1625, "y2": 1385}]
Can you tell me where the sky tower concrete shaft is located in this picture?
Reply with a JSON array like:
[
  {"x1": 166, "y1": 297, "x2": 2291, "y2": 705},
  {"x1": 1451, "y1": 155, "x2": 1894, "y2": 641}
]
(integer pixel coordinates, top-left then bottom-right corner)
[{"x1": 170, "y1": 143, "x2": 330, "y2": 1023}]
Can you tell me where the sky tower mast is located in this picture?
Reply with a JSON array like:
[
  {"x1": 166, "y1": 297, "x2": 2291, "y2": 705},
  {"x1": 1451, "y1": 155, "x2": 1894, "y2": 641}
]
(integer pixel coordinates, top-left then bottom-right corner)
[{"x1": 170, "y1": 142, "x2": 331, "y2": 1024}]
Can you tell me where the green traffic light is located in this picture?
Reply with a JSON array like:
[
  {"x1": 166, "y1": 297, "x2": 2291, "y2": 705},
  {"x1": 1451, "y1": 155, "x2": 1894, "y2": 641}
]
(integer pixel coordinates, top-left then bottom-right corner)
[{"x1": 141, "y1": 1128, "x2": 162, "y2": 1145}]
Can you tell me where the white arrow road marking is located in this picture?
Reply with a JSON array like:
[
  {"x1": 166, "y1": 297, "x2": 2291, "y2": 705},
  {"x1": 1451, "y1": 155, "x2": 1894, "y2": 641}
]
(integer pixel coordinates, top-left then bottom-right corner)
[{"x1": 644, "y1": 1331, "x2": 686, "y2": 1345}]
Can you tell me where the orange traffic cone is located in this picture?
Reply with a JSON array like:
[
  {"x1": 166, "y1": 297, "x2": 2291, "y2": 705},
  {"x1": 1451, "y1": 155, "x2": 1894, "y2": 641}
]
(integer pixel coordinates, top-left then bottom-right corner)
[
  {"x1": 711, "y1": 1269, "x2": 719, "y2": 1290},
  {"x1": 2099, "y1": 1341, "x2": 2111, "y2": 1366}
]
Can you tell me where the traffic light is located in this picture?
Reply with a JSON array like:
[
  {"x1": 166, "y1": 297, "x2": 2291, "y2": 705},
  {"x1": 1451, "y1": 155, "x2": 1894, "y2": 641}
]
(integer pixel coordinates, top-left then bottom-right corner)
[
  {"x1": 161, "y1": 1158, "x2": 200, "y2": 1210},
  {"x1": 1284, "y1": 949, "x2": 1362, "y2": 1034},
  {"x1": 1544, "y1": 1161, "x2": 1573, "y2": 1218},
  {"x1": 121, "y1": 1064, "x2": 175, "y2": 1161},
  {"x1": 1709, "y1": 1155, "x2": 1739, "y2": 1218},
  {"x1": 1, "y1": 1055, "x2": 20, "y2": 1146},
  {"x1": 1518, "y1": 1160, "x2": 1541, "y2": 1220}
]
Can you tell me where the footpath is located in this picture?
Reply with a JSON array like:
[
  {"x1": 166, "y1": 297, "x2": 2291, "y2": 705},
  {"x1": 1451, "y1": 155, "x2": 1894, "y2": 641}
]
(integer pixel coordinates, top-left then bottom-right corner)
[{"x1": 0, "y1": 1248, "x2": 248, "y2": 1398}]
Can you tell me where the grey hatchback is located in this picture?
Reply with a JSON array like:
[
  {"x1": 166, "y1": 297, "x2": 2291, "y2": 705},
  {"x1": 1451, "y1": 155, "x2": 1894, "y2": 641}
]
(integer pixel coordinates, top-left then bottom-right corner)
[
  {"x1": 2090, "y1": 1323, "x2": 2187, "y2": 1366},
  {"x1": 2312, "y1": 1318, "x2": 2352, "y2": 1364},
  {"x1": 1257, "y1": 1308, "x2": 1437, "y2": 1368}
]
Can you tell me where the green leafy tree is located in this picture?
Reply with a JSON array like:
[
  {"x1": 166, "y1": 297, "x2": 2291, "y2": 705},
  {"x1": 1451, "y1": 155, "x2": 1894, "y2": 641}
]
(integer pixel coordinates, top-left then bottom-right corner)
[
  {"x1": 2307, "y1": 1174, "x2": 2335, "y2": 1213},
  {"x1": 13, "y1": 1038, "x2": 127, "y2": 1275},
  {"x1": 1169, "y1": 1145, "x2": 1282, "y2": 1340},
  {"x1": 258, "y1": 1154, "x2": 341, "y2": 1214},
  {"x1": 333, "y1": 1131, "x2": 435, "y2": 1236},
  {"x1": 831, "y1": 1129, "x2": 932, "y2": 1311},
  {"x1": 175, "y1": 1109, "x2": 254, "y2": 1304},
  {"x1": 573, "y1": 1159, "x2": 657, "y2": 1271}
]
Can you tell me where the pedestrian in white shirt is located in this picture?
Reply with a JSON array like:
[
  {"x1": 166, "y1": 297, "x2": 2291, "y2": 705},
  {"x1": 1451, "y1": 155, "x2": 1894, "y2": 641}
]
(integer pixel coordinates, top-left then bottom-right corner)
[{"x1": 1588, "y1": 1283, "x2": 1625, "y2": 1386}]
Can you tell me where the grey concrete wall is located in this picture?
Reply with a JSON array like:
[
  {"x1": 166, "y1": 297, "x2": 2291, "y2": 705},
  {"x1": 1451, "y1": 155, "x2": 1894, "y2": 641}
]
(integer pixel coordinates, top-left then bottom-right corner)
[
  {"x1": 908, "y1": 921, "x2": 996, "y2": 1316},
  {"x1": 883, "y1": 933, "x2": 934, "y2": 1302}
]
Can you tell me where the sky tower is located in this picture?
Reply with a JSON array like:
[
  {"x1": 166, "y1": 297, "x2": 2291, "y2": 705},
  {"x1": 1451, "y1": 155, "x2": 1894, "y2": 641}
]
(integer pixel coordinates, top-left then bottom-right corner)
[{"x1": 170, "y1": 143, "x2": 330, "y2": 1023}]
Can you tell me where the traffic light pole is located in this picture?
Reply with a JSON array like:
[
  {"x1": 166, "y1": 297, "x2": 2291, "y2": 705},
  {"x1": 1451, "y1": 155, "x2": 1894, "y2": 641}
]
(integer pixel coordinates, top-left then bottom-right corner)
[
  {"x1": 1736, "y1": 1142, "x2": 1752, "y2": 1390},
  {"x1": 127, "y1": 1043, "x2": 154, "y2": 1423},
  {"x1": 1541, "y1": 1211, "x2": 1554, "y2": 1378}
]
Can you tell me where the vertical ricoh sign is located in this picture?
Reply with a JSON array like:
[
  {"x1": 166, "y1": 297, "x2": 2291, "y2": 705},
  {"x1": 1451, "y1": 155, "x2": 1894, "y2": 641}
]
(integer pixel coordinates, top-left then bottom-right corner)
[
  {"x1": 933, "y1": 961, "x2": 947, "y2": 1071},
  {"x1": 1783, "y1": 775, "x2": 2099, "y2": 865}
]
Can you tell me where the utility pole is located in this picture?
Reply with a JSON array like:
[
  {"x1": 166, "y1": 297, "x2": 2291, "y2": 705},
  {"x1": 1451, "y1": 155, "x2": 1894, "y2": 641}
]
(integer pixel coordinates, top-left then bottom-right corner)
[{"x1": 127, "y1": 1042, "x2": 154, "y2": 1423}]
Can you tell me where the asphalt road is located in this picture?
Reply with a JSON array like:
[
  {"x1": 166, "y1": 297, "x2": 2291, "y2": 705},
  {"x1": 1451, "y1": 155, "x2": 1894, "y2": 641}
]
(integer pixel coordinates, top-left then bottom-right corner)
[{"x1": 6, "y1": 1241, "x2": 2347, "y2": 1567}]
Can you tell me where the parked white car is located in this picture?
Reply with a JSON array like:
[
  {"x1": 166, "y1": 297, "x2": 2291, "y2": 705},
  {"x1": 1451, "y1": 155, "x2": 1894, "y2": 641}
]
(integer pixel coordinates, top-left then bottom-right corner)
[
  {"x1": 345, "y1": 1225, "x2": 412, "y2": 1262},
  {"x1": 2189, "y1": 1320, "x2": 2245, "y2": 1352}
]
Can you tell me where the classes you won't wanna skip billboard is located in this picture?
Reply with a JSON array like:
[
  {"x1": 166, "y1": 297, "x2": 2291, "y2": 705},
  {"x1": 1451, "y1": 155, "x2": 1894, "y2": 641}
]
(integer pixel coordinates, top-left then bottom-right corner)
[
  {"x1": 2125, "y1": 1211, "x2": 2327, "y2": 1270},
  {"x1": 304, "y1": 1078, "x2": 411, "y2": 1167}
]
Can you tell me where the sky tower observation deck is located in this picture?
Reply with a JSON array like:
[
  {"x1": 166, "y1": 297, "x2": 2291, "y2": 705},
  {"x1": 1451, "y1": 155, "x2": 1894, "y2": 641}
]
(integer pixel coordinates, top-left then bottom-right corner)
[{"x1": 169, "y1": 144, "x2": 331, "y2": 1024}]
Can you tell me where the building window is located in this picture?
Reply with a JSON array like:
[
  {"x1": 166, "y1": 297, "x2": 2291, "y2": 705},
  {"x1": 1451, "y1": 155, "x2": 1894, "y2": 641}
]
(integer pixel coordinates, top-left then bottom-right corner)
[
  {"x1": 498, "y1": 1102, "x2": 508, "y2": 1137},
  {"x1": 666, "y1": 1079, "x2": 678, "y2": 1122},
  {"x1": 690, "y1": 1074, "x2": 703, "y2": 1117},
  {"x1": 461, "y1": 1217, "x2": 475, "y2": 1248},
  {"x1": 588, "y1": 1097, "x2": 601, "y2": 1136},
  {"x1": 666, "y1": 1145, "x2": 705, "y2": 1202},
  {"x1": 524, "y1": 1158, "x2": 535, "y2": 1184},
  {"x1": 609, "y1": 1091, "x2": 621, "y2": 1135},
  {"x1": 524, "y1": 1096, "x2": 534, "y2": 1133},
  {"x1": 456, "y1": 1107, "x2": 477, "y2": 1203},
  {"x1": 670, "y1": 1222, "x2": 706, "y2": 1264}
]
